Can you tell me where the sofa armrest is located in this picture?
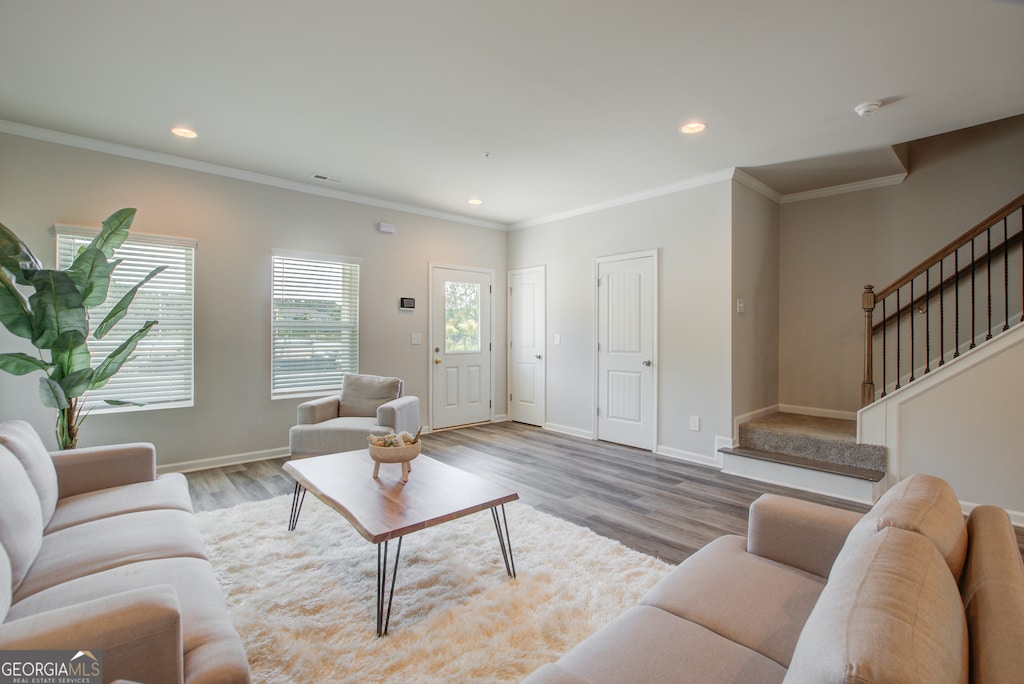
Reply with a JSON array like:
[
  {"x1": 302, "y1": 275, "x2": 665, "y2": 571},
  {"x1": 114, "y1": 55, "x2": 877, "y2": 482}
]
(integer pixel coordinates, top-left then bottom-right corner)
[
  {"x1": 522, "y1": 663, "x2": 593, "y2": 684},
  {"x1": 51, "y1": 443, "x2": 157, "y2": 499},
  {"x1": 377, "y1": 395, "x2": 420, "y2": 435},
  {"x1": 296, "y1": 395, "x2": 341, "y2": 425},
  {"x1": 0, "y1": 585, "x2": 183, "y2": 684},
  {"x1": 746, "y1": 494, "x2": 863, "y2": 578}
]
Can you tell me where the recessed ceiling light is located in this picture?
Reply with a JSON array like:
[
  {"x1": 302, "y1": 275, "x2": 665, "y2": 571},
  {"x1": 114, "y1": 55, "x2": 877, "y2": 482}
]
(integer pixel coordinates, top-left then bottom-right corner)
[
  {"x1": 467, "y1": 198, "x2": 483, "y2": 205},
  {"x1": 680, "y1": 121, "x2": 707, "y2": 134},
  {"x1": 171, "y1": 126, "x2": 198, "y2": 139}
]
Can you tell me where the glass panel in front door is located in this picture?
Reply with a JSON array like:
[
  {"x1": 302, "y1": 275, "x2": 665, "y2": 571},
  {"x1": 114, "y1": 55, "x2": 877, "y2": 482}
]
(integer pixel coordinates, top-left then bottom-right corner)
[{"x1": 444, "y1": 280, "x2": 481, "y2": 353}]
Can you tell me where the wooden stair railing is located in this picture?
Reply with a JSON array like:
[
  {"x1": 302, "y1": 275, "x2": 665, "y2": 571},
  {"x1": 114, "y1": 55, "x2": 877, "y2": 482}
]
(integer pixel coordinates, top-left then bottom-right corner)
[{"x1": 861, "y1": 191, "x2": 1024, "y2": 406}]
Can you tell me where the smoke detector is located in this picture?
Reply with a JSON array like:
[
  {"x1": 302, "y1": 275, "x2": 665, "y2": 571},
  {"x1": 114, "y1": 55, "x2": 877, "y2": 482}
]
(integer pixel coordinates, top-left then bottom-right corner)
[{"x1": 854, "y1": 101, "x2": 882, "y2": 118}]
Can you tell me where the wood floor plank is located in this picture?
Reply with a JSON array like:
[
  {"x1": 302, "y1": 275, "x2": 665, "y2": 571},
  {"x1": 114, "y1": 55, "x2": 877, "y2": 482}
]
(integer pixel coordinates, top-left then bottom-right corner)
[{"x1": 184, "y1": 421, "x2": 1024, "y2": 563}]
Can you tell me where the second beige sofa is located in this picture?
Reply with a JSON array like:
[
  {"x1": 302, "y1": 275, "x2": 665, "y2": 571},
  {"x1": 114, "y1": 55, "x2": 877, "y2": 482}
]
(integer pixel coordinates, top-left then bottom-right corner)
[{"x1": 524, "y1": 473, "x2": 1024, "y2": 683}]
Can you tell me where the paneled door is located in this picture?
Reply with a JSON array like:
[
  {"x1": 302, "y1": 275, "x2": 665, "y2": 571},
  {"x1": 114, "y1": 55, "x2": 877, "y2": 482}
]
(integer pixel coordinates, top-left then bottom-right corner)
[
  {"x1": 508, "y1": 267, "x2": 545, "y2": 427},
  {"x1": 430, "y1": 265, "x2": 492, "y2": 429},
  {"x1": 596, "y1": 251, "x2": 657, "y2": 450}
]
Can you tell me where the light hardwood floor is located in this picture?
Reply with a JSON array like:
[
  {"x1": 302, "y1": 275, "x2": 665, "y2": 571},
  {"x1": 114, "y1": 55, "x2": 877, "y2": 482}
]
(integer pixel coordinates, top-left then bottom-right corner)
[{"x1": 185, "y1": 421, "x2": 1024, "y2": 564}]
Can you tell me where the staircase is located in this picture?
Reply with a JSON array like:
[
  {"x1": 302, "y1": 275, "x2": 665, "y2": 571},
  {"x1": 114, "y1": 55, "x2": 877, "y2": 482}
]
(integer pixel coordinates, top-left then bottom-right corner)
[
  {"x1": 723, "y1": 191, "x2": 1023, "y2": 505},
  {"x1": 720, "y1": 413, "x2": 886, "y2": 502}
]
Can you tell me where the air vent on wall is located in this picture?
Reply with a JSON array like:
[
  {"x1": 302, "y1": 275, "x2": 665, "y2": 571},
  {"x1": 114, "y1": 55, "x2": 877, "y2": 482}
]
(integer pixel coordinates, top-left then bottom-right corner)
[{"x1": 311, "y1": 173, "x2": 344, "y2": 184}]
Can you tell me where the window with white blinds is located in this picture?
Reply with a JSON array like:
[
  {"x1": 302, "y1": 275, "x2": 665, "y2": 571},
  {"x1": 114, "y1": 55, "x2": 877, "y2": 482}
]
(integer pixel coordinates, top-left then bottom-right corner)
[
  {"x1": 56, "y1": 228, "x2": 195, "y2": 412},
  {"x1": 271, "y1": 250, "x2": 360, "y2": 398}
]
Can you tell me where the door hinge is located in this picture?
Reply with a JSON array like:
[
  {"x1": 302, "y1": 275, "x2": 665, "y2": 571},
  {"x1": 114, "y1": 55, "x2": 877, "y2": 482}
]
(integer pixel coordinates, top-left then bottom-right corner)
[
  {"x1": 489, "y1": 400, "x2": 492, "y2": 408},
  {"x1": 596, "y1": 406, "x2": 600, "y2": 416},
  {"x1": 510, "y1": 393, "x2": 513, "y2": 401}
]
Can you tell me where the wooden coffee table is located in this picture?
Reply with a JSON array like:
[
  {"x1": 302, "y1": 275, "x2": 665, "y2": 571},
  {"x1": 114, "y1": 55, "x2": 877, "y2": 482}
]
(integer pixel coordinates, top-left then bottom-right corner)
[{"x1": 283, "y1": 449, "x2": 519, "y2": 636}]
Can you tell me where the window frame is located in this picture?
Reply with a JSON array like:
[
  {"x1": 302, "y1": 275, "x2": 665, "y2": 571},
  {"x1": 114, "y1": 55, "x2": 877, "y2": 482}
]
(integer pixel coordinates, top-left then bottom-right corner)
[
  {"x1": 54, "y1": 224, "x2": 196, "y2": 414},
  {"x1": 270, "y1": 248, "x2": 361, "y2": 400}
]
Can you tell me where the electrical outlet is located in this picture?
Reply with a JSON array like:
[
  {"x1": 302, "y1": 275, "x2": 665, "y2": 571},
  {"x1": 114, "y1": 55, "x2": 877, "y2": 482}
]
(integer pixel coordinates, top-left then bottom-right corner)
[
  {"x1": 411, "y1": 333, "x2": 422, "y2": 345},
  {"x1": 689, "y1": 415, "x2": 700, "y2": 432}
]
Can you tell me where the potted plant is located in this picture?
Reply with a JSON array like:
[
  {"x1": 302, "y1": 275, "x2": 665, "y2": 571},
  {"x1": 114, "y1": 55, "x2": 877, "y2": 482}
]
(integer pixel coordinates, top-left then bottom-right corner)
[{"x1": 0, "y1": 208, "x2": 164, "y2": 448}]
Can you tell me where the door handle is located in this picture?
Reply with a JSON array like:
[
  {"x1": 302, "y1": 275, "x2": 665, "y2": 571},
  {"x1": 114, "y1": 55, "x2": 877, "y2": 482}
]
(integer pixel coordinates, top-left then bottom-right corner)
[
  {"x1": 434, "y1": 358, "x2": 442, "y2": 364},
  {"x1": 643, "y1": 360, "x2": 652, "y2": 367},
  {"x1": 535, "y1": 354, "x2": 542, "y2": 359}
]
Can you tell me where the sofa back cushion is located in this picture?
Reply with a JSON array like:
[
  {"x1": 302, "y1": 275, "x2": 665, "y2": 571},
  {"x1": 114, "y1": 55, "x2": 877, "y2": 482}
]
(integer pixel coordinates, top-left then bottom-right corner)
[
  {"x1": 785, "y1": 526, "x2": 968, "y2": 684},
  {"x1": 960, "y1": 505, "x2": 1024, "y2": 684},
  {"x1": 832, "y1": 472, "x2": 967, "y2": 577},
  {"x1": 338, "y1": 374, "x2": 402, "y2": 417},
  {"x1": 0, "y1": 445, "x2": 44, "y2": 593},
  {"x1": 0, "y1": 420, "x2": 59, "y2": 525}
]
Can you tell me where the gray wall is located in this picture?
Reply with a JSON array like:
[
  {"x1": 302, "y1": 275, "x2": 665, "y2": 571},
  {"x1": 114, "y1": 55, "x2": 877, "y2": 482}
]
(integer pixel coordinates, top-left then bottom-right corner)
[
  {"x1": 779, "y1": 115, "x2": 1024, "y2": 413},
  {"x1": 731, "y1": 181, "x2": 780, "y2": 422},
  {"x1": 0, "y1": 134, "x2": 507, "y2": 467},
  {"x1": 507, "y1": 180, "x2": 734, "y2": 462}
]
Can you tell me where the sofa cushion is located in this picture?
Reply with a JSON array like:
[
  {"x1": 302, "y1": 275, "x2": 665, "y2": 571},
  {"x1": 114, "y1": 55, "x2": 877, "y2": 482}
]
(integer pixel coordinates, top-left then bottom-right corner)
[
  {"x1": 832, "y1": 472, "x2": 967, "y2": 577},
  {"x1": 0, "y1": 420, "x2": 59, "y2": 525},
  {"x1": 14, "y1": 509, "x2": 209, "y2": 602},
  {"x1": 640, "y1": 535, "x2": 826, "y2": 668},
  {"x1": 785, "y1": 527, "x2": 968, "y2": 684},
  {"x1": 960, "y1": 505, "x2": 1024, "y2": 684},
  {"x1": 46, "y1": 473, "x2": 193, "y2": 533},
  {"x1": 0, "y1": 445, "x2": 44, "y2": 593},
  {"x1": 338, "y1": 374, "x2": 401, "y2": 417},
  {"x1": 529, "y1": 605, "x2": 786, "y2": 684},
  {"x1": 6, "y1": 556, "x2": 248, "y2": 681}
]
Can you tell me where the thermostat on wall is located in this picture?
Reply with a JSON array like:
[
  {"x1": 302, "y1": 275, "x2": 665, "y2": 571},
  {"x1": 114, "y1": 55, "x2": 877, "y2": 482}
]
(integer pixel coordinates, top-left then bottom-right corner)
[{"x1": 400, "y1": 297, "x2": 415, "y2": 310}]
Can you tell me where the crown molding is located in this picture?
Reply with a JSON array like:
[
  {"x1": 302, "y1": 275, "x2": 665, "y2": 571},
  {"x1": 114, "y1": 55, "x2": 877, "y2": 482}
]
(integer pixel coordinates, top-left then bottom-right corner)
[
  {"x1": 509, "y1": 168, "x2": 736, "y2": 230},
  {"x1": 731, "y1": 169, "x2": 782, "y2": 203},
  {"x1": 779, "y1": 173, "x2": 907, "y2": 204},
  {"x1": 0, "y1": 120, "x2": 508, "y2": 231}
]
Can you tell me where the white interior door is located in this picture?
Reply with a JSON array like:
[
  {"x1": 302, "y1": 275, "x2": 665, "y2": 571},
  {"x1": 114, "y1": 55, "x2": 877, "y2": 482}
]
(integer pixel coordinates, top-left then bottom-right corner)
[
  {"x1": 430, "y1": 265, "x2": 492, "y2": 429},
  {"x1": 508, "y1": 267, "x2": 546, "y2": 427},
  {"x1": 596, "y1": 252, "x2": 657, "y2": 450}
]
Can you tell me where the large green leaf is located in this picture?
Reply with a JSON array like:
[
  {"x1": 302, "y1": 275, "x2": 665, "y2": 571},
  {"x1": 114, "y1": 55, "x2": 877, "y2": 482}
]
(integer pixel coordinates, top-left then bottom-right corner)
[
  {"x1": 59, "y1": 367, "x2": 95, "y2": 399},
  {"x1": 95, "y1": 265, "x2": 166, "y2": 339},
  {"x1": 66, "y1": 247, "x2": 121, "y2": 307},
  {"x1": 27, "y1": 270, "x2": 88, "y2": 350},
  {"x1": 0, "y1": 269, "x2": 33, "y2": 340},
  {"x1": 39, "y1": 376, "x2": 70, "y2": 409},
  {"x1": 0, "y1": 219, "x2": 42, "y2": 285},
  {"x1": 0, "y1": 352, "x2": 51, "y2": 375},
  {"x1": 50, "y1": 330, "x2": 91, "y2": 378},
  {"x1": 91, "y1": 320, "x2": 156, "y2": 390},
  {"x1": 87, "y1": 208, "x2": 136, "y2": 260}
]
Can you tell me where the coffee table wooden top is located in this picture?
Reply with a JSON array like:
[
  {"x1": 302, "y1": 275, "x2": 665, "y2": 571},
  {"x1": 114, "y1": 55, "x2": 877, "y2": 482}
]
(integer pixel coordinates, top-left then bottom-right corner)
[{"x1": 283, "y1": 450, "x2": 519, "y2": 544}]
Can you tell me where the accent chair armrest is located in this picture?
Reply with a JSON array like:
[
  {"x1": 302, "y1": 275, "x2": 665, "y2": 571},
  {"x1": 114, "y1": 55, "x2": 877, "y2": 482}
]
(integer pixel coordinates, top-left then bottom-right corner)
[
  {"x1": 50, "y1": 443, "x2": 157, "y2": 499},
  {"x1": 0, "y1": 585, "x2": 183, "y2": 684},
  {"x1": 296, "y1": 395, "x2": 341, "y2": 425},
  {"x1": 377, "y1": 395, "x2": 420, "y2": 435},
  {"x1": 746, "y1": 494, "x2": 863, "y2": 578}
]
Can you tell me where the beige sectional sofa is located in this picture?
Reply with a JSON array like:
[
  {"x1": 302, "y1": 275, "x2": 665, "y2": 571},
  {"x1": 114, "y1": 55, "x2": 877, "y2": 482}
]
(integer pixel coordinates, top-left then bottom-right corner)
[
  {"x1": 0, "y1": 420, "x2": 250, "y2": 684},
  {"x1": 525, "y1": 473, "x2": 1024, "y2": 683}
]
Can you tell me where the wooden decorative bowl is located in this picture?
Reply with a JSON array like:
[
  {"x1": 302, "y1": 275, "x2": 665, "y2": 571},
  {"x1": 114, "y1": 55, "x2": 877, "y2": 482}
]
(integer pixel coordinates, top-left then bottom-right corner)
[{"x1": 369, "y1": 442, "x2": 420, "y2": 482}]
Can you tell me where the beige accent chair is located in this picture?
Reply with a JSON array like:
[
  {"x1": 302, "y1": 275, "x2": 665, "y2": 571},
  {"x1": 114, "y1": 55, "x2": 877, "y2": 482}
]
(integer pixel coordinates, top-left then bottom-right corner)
[{"x1": 288, "y1": 373, "x2": 421, "y2": 457}]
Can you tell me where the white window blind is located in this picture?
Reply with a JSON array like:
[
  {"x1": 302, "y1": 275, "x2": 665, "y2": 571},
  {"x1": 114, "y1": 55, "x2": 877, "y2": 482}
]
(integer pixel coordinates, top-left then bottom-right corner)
[
  {"x1": 56, "y1": 228, "x2": 195, "y2": 412},
  {"x1": 271, "y1": 250, "x2": 360, "y2": 398}
]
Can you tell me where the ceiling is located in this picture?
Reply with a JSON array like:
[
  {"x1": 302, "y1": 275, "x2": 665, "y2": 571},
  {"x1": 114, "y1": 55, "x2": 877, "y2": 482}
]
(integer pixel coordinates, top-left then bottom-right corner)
[{"x1": 1, "y1": 0, "x2": 1023, "y2": 229}]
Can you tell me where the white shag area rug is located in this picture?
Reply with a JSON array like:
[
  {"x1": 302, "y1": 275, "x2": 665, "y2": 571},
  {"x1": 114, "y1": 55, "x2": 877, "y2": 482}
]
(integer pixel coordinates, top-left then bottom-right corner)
[{"x1": 196, "y1": 494, "x2": 671, "y2": 683}]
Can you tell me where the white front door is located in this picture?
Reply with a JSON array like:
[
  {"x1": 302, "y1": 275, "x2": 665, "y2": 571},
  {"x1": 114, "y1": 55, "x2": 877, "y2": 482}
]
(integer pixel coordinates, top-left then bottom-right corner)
[
  {"x1": 430, "y1": 265, "x2": 492, "y2": 429},
  {"x1": 596, "y1": 251, "x2": 657, "y2": 450},
  {"x1": 508, "y1": 267, "x2": 545, "y2": 427}
]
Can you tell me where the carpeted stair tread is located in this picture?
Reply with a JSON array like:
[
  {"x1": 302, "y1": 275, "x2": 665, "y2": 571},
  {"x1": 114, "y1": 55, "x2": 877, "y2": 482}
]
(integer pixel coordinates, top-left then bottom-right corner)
[{"x1": 737, "y1": 413, "x2": 887, "y2": 472}]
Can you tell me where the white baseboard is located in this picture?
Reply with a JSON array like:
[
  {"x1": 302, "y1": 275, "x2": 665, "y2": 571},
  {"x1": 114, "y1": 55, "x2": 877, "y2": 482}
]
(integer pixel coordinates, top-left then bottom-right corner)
[
  {"x1": 657, "y1": 443, "x2": 723, "y2": 469},
  {"x1": 733, "y1": 405, "x2": 779, "y2": 441},
  {"x1": 778, "y1": 404, "x2": 857, "y2": 421},
  {"x1": 543, "y1": 422, "x2": 594, "y2": 440},
  {"x1": 158, "y1": 446, "x2": 290, "y2": 475}
]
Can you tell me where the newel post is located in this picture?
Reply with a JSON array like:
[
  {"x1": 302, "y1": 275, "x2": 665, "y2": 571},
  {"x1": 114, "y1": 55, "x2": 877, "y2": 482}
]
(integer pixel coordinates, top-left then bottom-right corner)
[{"x1": 861, "y1": 285, "x2": 875, "y2": 407}]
